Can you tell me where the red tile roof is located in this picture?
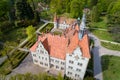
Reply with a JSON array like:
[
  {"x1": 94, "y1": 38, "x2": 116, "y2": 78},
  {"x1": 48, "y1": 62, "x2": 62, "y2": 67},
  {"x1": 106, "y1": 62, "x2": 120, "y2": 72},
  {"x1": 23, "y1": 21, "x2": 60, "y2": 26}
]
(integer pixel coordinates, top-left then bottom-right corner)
[
  {"x1": 54, "y1": 15, "x2": 77, "y2": 26},
  {"x1": 30, "y1": 25, "x2": 91, "y2": 60}
]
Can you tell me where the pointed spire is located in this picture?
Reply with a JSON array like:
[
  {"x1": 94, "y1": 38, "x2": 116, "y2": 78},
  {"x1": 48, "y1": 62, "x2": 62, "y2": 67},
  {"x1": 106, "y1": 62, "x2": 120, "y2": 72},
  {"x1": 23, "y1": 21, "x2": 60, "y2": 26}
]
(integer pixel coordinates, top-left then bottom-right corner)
[
  {"x1": 78, "y1": 13, "x2": 86, "y2": 40},
  {"x1": 54, "y1": 12, "x2": 57, "y2": 22}
]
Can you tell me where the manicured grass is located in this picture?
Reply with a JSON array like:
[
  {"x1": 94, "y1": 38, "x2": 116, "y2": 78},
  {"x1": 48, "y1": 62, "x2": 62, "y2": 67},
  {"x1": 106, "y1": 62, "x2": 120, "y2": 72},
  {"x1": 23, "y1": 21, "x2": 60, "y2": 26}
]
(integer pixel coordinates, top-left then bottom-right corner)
[
  {"x1": 0, "y1": 50, "x2": 28, "y2": 75},
  {"x1": 92, "y1": 30, "x2": 113, "y2": 41},
  {"x1": 101, "y1": 42, "x2": 120, "y2": 51},
  {"x1": 91, "y1": 17, "x2": 107, "y2": 29},
  {"x1": 40, "y1": 23, "x2": 54, "y2": 33},
  {"x1": 101, "y1": 55, "x2": 120, "y2": 80}
]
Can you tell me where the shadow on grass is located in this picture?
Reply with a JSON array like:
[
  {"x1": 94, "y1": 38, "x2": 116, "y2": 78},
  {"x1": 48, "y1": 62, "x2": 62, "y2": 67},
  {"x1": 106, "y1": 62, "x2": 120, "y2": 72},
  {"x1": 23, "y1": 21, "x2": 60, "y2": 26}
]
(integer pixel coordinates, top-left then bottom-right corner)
[{"x1": 101, "y1": 56, "x2": 110, "y2": 72}]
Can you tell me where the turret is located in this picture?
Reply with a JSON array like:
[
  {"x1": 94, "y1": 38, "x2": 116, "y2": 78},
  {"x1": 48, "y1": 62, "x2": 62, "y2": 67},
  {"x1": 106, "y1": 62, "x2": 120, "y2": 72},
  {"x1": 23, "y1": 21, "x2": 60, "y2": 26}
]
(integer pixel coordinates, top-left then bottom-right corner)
[
  {"x1": 78, "y1": 14, "x2": 86, "y2": 40},
  {"x1": 54, "y1": 13, "x2": 57, "y2": 28}
]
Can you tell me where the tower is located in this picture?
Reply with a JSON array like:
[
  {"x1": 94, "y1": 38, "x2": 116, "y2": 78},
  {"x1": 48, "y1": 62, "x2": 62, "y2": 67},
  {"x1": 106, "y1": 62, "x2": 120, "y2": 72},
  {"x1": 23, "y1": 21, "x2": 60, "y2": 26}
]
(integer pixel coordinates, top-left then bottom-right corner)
[
  {"x1": 78, "y1": 14, "x2": 86, "y2": 40},
  {"x1": 54, "y1": 13, "x2": 57, "y2": 28}
]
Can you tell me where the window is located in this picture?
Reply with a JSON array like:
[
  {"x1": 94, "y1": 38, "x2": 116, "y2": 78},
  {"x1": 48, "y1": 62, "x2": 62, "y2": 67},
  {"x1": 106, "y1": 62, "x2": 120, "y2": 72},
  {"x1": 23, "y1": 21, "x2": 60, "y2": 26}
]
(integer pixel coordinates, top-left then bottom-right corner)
[
  {"x1": 76, "y1": 68, "x2": 81, "y2": 72},
  {"x1": 69, "y1": 54, "x2": 72, "y2": 57},
  {"x1": 68, "y1": 66, "x2": 73, "y2": 69},
  {"x1": 61, "y1": 62, "x2": 64, "y2": 65},
  {"x1": 45, "y1": 63, "x2": 48, "y2": 66},
  {"x1": 39, "y1": 56, "x2": 40, "y2": 59},
  {"x1": 78, "y1": 63, "x2": 82, "y2": 66},
  {"x1": 34, "y1": 59, "x2": 38, "y2": 62},
  {"x1": 69, "y1": 60, "x2": 74, "y2": 64},
  {"x1": 40, "y1": 50, "x2": 44, "y2": 54},
  {"x1": 82, "y1": 57, "x2": 85, "y2": 60},
  {"x1": 42, "y1": 57, "x2": 44, "y2": 60},
  {"x1": 45, "y1": 58, "x2": 47, "y2": 60},
  {"x1": 61, "y1": 67, "x2": 64, "y2": 70},
  {"x1": 68, "y1": 71, "x2": 72, "y2": 75},
  {"x1": 75, "y1": 74, "x2": 79, "y2": 77},
  {"x1": 51, "y1": 59, "x2": 54, "y2": 62},
  {"x1": 40, "y1": 62, "x2": 43, "y2": 65},
  {"x1": 55, "y1": 60, "x2": 59, "y2": 63},
  {"x1": 33, "y1": 54, "x2": 36, "y2": 57},
  {"x1": 56, "y1": 66, "x2": 59, "y2": 69},
  {"x1": 45, "y1": 52, "x2": 47, "y2": 54}
]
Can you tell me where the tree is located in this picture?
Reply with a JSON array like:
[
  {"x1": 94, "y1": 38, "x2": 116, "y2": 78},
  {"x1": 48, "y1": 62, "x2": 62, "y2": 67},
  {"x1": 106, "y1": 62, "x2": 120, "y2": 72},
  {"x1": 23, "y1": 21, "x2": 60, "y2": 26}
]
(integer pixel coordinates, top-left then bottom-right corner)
[
  {"x1": 57, "y1": 73, "x2": 63, "y2": 80},
  {"x1": 26, "y1": 25, "x2": 35, "y2": 38},
  {"x1": 28, "y1": 0, "x2": 40, "y2": 22},
  {"x1": 8, "y1": 0, "x2": 16, "y2": 23},
  {"x1": 0, "y1": 0, "x2": 10, "y2": 20},
  {"x1": 0, "y1": 29, "x2": 2, "y2": 40},
  {"x1": 107, "y1": 0, "x2": 120, "y2": 42},
  {"x1": 70, "y1": 0, "x2": 83, "y2": 18},
  {"x1": 91, "y1": 6, "x2": 99, "y2": 22},
  {"x1": 90, "y1": 0, "x2": 98, "y2": 8},
  {"x1": 16, "y1": 0, "x2": 34, "y2": 20},
  {"x1": 50, "y1": 0, "x2": 66, "y2": 14}
]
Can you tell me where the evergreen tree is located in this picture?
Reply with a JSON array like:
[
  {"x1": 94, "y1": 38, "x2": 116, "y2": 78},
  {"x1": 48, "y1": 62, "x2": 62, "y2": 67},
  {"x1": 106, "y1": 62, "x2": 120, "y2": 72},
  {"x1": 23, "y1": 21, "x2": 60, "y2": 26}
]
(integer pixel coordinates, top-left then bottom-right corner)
[
  {"x1": 70, "y1": 0, "x2": 83, "y2": 18},
  {"x1": 16, "y1": 0, "x2": 34, "y2": 20},
  {"x1": 8, "y1": 0, "x2": 15, "y2": 23},
  {"x1": 91, "y1": 6, "x2": 99, "y2": 22},
  {"x1": 90, "y1": 0, "x2": 98, "y2": 8}
]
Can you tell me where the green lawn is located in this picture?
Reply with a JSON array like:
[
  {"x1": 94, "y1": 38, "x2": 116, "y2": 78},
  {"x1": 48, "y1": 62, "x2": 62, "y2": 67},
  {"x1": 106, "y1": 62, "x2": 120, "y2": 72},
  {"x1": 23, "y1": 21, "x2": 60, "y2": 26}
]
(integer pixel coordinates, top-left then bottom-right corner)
[
  {"x1": 101, "y1": 55, "x2": 120, "y2": 80},
  {"x1": 90, "y1": 16, "x2": 114, "y2": 41},
  {"x1": 91, "y1": 17, "x2": 107, "y2": 29},
  {"x1": 101, "y1": 42, "x2": 120, "y2": 51},
  {"x1": 92, "y1": 30, "x2": 113, "y2": 41}
]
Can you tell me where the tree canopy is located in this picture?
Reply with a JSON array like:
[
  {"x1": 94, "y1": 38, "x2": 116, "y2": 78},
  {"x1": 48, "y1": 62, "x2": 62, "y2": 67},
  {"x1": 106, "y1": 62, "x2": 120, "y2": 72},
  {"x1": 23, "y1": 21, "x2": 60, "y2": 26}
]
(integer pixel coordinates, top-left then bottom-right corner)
[{"x1": 26, "y1": 25, "x2": 35, "y2": 38}]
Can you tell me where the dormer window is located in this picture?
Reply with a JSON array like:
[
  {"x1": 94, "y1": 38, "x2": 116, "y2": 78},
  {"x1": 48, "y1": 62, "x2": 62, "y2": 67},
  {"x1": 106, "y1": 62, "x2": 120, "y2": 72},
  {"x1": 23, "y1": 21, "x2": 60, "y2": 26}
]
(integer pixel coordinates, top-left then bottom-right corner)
[{"x1": 63, "y1": 21, "x2": 66, "y2": 24}]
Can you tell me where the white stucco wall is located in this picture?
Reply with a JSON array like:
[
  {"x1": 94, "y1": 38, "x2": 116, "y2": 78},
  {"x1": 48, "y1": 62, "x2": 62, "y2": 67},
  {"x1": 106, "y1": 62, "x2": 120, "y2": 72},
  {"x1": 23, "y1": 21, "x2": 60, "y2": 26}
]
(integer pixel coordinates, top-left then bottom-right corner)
[
  {"x1": 66, "y1": 47, "x2": 89, "y2": 80},
  {"x1": 31, "y1": 42, "x2": 50, "y2": 68},
  {"x1": 50, "y1": 57, "x2": 65, "y2": 71}
]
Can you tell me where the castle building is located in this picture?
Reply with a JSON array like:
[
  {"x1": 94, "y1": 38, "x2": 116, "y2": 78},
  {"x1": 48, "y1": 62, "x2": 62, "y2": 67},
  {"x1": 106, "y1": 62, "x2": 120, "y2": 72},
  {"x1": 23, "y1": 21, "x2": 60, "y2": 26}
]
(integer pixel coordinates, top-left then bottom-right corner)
[
  {"x1": 54, "y1": 14, "x2": 77, "y2": 29},
  {"x1": 30, "y1": 14, "x2": 91, "y2": 80}
]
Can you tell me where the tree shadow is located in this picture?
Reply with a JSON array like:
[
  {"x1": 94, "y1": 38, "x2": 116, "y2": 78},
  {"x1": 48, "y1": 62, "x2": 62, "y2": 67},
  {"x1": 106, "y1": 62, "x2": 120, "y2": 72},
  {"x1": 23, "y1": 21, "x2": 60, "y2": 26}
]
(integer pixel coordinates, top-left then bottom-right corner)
[
  {"x1": 92, "y1": 46, "x2": 109, "y2": 78},
  {"x1": 101, "y1": 55, "x2": 110, "y2": 72}
]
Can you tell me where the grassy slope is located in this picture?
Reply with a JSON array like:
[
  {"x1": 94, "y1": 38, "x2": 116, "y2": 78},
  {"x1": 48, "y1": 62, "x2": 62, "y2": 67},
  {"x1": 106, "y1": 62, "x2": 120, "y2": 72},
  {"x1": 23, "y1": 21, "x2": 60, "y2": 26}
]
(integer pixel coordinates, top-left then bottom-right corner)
[
  {"x1": 101, "y1": 55, "x2": 120, "y2": 80},
  {"x1": 101, "y1": 42, "x2": 120, "y2": 51},
  {"x1": 91, "y1": 16, "x2": 113, "y2": 41},
  {"x1": 91, "y1": 17, "x2": 107, "y2": 29}
]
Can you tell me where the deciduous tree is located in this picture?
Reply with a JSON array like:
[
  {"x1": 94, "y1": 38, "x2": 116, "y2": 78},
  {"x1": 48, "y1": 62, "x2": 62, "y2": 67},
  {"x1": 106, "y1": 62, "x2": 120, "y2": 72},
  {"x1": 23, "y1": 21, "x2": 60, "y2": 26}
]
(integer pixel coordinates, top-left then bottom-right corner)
[{"x1": 26, "y1": 25, "x2": 35, "y2": 38}]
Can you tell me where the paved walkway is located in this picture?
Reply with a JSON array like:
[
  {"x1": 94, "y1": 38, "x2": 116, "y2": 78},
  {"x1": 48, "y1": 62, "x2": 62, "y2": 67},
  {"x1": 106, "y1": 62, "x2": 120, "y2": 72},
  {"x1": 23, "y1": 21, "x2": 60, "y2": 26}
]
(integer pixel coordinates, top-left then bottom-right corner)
[{"x1": 89, "y1": 33, "x2": 103, "y2": 80}]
